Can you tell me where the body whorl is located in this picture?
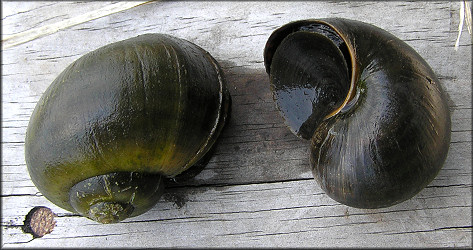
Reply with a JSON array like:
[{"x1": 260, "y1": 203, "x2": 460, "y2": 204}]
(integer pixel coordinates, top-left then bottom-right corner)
[{"x1": 264, "y1": 18, "x2": 451, "y2": 208}]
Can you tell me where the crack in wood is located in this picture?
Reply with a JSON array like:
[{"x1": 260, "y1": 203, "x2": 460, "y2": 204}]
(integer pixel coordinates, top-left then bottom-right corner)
[
  {"x1": 37, "y1": 232, "x2": 133, "y2": 240},
  {"x1": 1, "y1": 2, "x2": 57, "y2": 20},
  {"x1": 216, "y1": 230, "x2": 265, "y2": 237},
  {"x1": 426, "y1": 183, "x2": 472, "y2": 188},
  {"x1": 165, "y1": 177, "x2": 315, "y2": 190},
  {"x1": 1, "y1": 193, "x2": 43, "y2": 198},
  {"x1": 280, "y1": 205, "x2": 472, "y2": 222},
  {"x1": 381, "y1": 225, "x2": 473, "y2": 235},
  {"x1": 122, "y1": 216, "x2": 205, "y2": 224},
  {"x1": 3, "y1": 238, "x2": 35, "y2": 245}
]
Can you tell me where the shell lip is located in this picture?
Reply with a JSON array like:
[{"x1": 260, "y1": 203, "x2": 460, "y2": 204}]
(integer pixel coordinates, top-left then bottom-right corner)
[
  {"x1": 316, "y1": 19, "x2": 357, "y2": 119},
  {"x1": 264, "y1": 18, "x2": 358, "y2": 121},
  {"x1": 166, "y1": 50, "x2": 230, "y2": 178}
]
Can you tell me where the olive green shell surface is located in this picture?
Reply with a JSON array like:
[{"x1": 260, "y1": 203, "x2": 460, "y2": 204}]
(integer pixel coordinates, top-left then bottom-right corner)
[
  {"x1": 264, "y1": 18, "x2": 451, "y2": 208},
  {"x1": 69, "y1": 172, "x2": 164, "y2": 223},
  {"x1": 25, "y1": 34, "x2": 230, "y2": 216}
]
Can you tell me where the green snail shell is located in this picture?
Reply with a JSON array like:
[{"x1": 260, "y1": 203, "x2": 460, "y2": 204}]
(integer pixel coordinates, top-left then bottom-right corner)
[
  {"x1": 264, "y1": 18, "x2": 451, "y2": 208},
  {"x1": 25, "y1": 34, "x2": 231, "y2": 223}
]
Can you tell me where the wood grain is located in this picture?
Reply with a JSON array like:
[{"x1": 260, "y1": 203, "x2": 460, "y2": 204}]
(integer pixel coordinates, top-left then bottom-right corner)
[
  {"x1": 2, "y1": 1, "x2": 149, "y2": 49},
  {"x1": 2, "y1": 1, "x2": 471, "y2": 248}
]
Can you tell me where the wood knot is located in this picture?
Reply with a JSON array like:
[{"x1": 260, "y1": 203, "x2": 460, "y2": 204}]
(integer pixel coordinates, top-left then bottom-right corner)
[{"x1": 22, "y1": 206, "x2": 56, "y2": 238}]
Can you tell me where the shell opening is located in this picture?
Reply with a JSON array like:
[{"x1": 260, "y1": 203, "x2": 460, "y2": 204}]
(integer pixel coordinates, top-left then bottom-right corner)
[
  {"x1": 297, "y1": 22, "x2": 357, "y2": 119},
  {"x1": 267, "y1": 23, "x2": 352, "y2": 139},
  {"x1": 298, "y1": 23, "x2": 353, "y2": 81}
]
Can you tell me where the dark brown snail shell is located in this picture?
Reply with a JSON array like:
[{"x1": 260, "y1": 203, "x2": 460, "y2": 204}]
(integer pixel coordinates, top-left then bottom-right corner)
[
  {"x1": 264, "y1": 18, "x2": 451, "y2": 208},
  {"x1": 25, "y1": 34, "x2": 231, "y2": 223}
]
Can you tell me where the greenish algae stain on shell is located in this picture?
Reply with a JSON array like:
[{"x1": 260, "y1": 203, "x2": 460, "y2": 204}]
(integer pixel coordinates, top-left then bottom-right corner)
[{"x1": 25, "y1": 34, "x2": 230, "y2": 217}]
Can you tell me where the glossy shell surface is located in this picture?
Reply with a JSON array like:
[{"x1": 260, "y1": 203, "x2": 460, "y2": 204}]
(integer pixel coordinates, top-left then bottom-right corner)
[
  {"x1": 264, "y1": 18, "x2": 451, "y2": 208},
  {"x1": 25, "y1": 34, "x2": 230, "y2": 217}
]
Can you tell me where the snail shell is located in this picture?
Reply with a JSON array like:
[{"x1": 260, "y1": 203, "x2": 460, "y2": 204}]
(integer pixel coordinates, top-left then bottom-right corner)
[
  {"x1": 264, "y1": 18, "x2": 451, "y2": 208},
  {"x1": 25, "y1": 34, "x2": 231, "y2": 223}
]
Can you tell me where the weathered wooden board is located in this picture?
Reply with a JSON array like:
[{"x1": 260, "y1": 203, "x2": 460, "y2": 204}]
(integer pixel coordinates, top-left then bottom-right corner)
[{"x1": 2, "y1": 1, "x2": 471, "y2": 248}]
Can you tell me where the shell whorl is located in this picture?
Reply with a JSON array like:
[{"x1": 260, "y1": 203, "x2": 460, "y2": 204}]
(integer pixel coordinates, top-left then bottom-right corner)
[
  {"x1": 25, "y1": 34, "x2": 230, "y2": 222},
  {"x1": 264, "y1": 18, "x2": 451, "y2": 208}
]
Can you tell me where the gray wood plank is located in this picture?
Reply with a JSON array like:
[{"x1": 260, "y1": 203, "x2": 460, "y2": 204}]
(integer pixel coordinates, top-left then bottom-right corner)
[
  {"x1": 2, "y1": 1, "x2": 471, "y2": 248},
  {"x1": 2, "y1": 179, "x2": 471, "y2": 248}
]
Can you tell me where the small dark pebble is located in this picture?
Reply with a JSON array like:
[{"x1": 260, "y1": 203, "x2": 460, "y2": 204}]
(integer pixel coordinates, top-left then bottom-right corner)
[{"x1": 22, "y1": 206, "x2": 56, "y2": 238}]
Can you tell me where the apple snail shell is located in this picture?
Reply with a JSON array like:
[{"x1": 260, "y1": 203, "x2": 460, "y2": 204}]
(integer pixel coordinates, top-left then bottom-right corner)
[
  {"x1": 25, "y1": 34, "x2": 231, "y2": 223},
  {"x1": 264, "y1": 18, "x2": 451, "y2": 208}
]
